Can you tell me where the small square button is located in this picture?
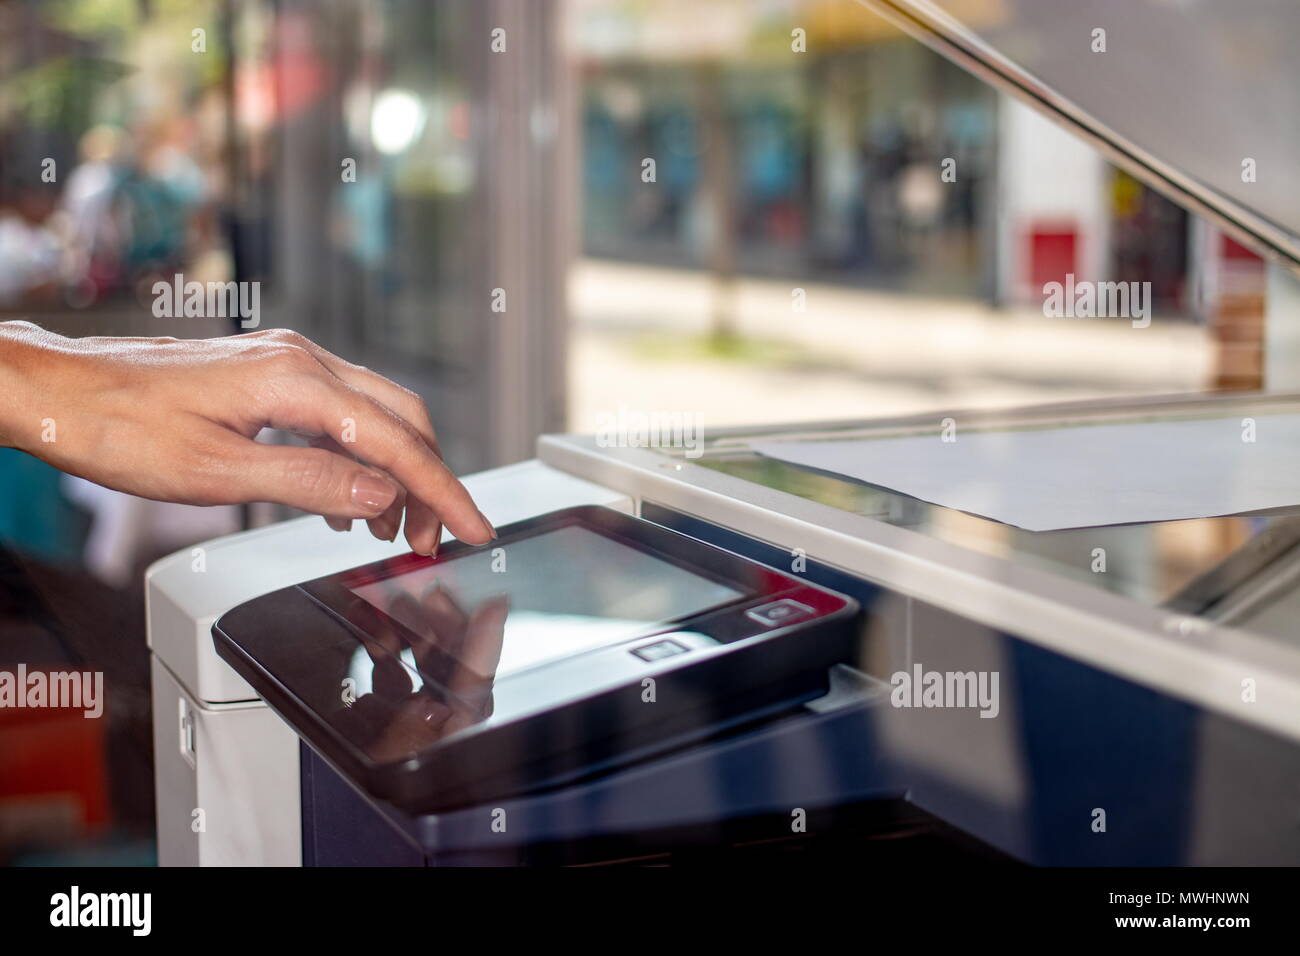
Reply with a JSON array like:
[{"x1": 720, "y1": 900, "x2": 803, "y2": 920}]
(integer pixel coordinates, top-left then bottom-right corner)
[
  {"x1": 745, "y1": 599, "x2": 814, "y2": 628},
  {"x1": 631, "y1": 639, "x2": 689, "y2": 662}
]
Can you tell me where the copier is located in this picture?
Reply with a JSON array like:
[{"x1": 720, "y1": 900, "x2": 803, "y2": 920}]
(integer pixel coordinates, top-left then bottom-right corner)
[
  {"x1": 146, "y1": 393, "x2": 1300, "y2": 866},
  {"x1": 146, "y1": 0, "x2": 1300, "y2": 865}
]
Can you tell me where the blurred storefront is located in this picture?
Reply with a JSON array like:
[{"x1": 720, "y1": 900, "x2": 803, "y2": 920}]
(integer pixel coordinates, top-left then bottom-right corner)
[
  {"x1": 563, "y1": 0, "x2": 1262, "y2": 437},
  {"x1": 574, "y1": 0, "x2": 996, "y2": 298}
]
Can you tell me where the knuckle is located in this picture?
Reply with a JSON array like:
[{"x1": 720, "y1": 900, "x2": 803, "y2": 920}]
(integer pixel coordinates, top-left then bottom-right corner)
[
  {"x1": 183, "y1": 441, "x2": 236, "y2": 504},
  {"x1": 398, "y1": 386, "x2": 437, "y2": 435},
  {"x1": 394, "y1": 415, "x2": 428, "y2": 452},
  {"x1": 263, "y1": 342, "x2": 318, "y2": 374},
  {"x1": 283, "y1": 452, "x2": 340, "y2": 499},
  {"x1": 263, "y1": 328, "x2": 310, "y2": 348}
]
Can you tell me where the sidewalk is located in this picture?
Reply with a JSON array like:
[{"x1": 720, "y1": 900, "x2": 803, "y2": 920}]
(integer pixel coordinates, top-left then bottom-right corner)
[{"x1": 568, "y1": 259, "x2": 1212, "y2": 432}]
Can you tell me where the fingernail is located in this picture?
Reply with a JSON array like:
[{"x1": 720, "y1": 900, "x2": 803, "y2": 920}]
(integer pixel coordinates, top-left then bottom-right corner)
[
  {"x1": 478, "y1": 510, "x2": 497, "y2": 540},
  {"x1": 351, "y1": 474, "x2": 396, "y2": 516}
]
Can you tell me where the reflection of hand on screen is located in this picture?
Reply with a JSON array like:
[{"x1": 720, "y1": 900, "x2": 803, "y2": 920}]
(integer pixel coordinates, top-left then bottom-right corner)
[
  {"x1": 342, "y1": 596, "x2": 414, "y2": 699},
  {"x1": 388, "y1": 585, "x2": 507, "y2": 716},
  {"x1": 338, "y1": 588, "x2": 509, "y2": 759}
]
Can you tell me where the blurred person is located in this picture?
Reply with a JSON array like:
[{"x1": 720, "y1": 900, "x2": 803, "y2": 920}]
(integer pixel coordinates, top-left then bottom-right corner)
[
  {"x1": 107, "y1": 119, "x2": 206, "y2": 289},
  {"x1": 0, "y1": 168, "x2": 63, "y2": 307},
  {"x1": 61, "y1": 125, "x2": 127, "y2": 303},
  {"x1": 898, "y1": 153, "x2": 945, "y2": 231}
]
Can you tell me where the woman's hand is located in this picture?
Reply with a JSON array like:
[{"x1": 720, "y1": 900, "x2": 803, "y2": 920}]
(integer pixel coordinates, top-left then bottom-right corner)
[{"x1": 0, "y1": 322, "x2": 495, "y2": 553}]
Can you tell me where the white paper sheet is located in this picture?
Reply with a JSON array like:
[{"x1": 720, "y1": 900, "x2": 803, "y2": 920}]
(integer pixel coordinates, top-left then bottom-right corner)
[{"x1": 752, "y1": 413, "x2": 1300, "y2": 531}]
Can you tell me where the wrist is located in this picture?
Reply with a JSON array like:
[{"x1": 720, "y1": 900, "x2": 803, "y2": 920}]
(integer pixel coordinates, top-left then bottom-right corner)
[{"x1": 0, "y1": 321, "x2": 67, "y2": 453}]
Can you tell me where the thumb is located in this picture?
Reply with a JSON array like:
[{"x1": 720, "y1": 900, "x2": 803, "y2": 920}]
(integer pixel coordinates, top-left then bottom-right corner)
[{"x1": 243, "y1": 444, "x2": 399, "y2": 519}]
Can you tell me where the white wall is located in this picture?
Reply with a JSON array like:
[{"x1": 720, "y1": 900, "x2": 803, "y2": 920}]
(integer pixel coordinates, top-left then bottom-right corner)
[{"x1": 995, "y1": 96, "x2": 1110, "y2": 304}]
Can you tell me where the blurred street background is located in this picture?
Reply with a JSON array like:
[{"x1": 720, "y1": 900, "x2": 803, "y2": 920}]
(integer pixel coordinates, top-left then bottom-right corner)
[{"x1": 0, "y1": 0, "x2": 1292, "y2": 862}]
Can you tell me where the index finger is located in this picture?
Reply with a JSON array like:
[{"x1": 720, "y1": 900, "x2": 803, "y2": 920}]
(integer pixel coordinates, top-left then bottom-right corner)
[
  {"x1": 267, "y1": 372, "x2": 494, "y2": 545},
  {"x1": 258, "y1": 332, "x2": 453, "y2": 555}
]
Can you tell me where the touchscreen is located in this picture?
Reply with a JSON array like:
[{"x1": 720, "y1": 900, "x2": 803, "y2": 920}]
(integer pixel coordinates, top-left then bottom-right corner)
[
  {"x1": 235, "y1": 524, "x2": 750, "y2": 765},
  {"x1": 348, "y1": 525, "x2": 744, "y2": 680}
]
